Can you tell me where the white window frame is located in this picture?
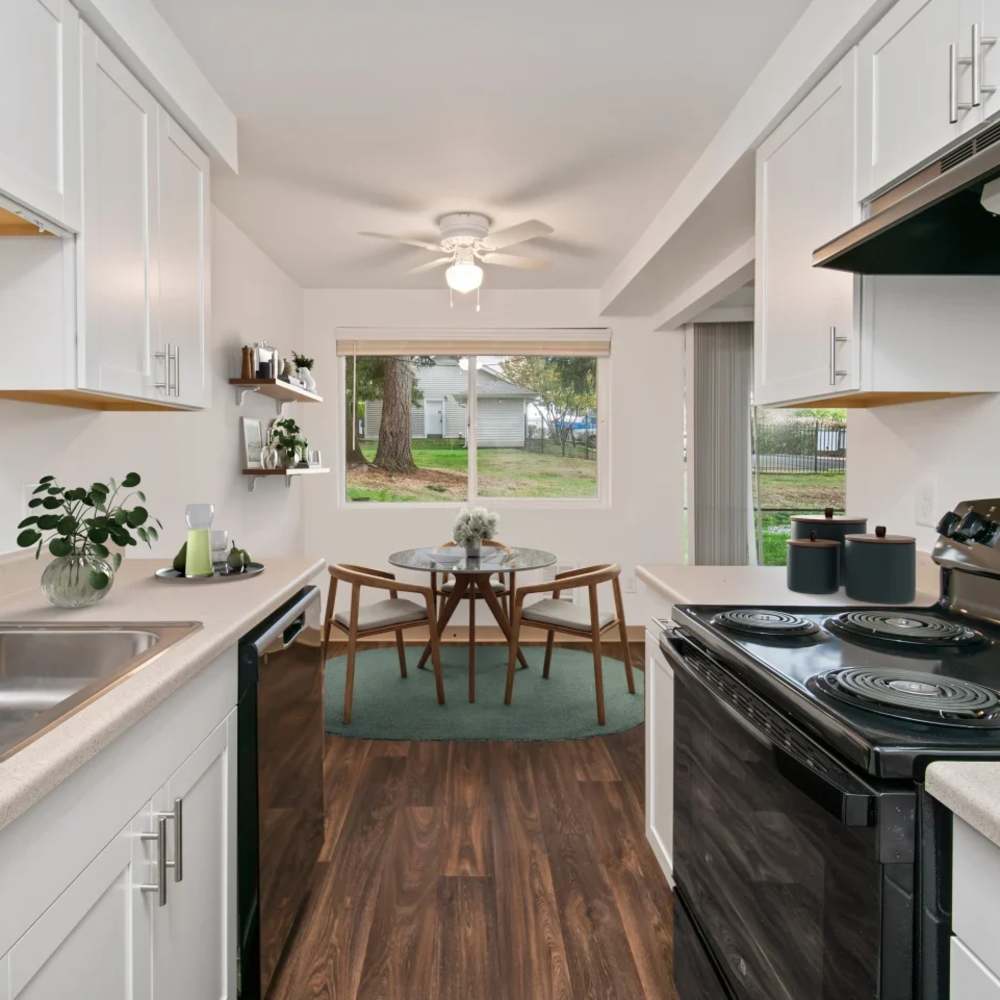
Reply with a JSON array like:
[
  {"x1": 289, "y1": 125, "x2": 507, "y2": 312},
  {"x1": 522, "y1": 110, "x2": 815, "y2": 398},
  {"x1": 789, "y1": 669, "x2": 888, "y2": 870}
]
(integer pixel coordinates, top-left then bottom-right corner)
[{"x1": 338, "y1": 353, "x2": 610, "y2": 510}]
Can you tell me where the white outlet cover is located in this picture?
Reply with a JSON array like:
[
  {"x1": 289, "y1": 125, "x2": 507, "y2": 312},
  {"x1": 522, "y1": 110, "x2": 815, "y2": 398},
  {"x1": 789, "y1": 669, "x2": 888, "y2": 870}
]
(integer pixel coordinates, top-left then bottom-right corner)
[{"x1": 915, "y1": 480, "x2": 937, "y2": 528}]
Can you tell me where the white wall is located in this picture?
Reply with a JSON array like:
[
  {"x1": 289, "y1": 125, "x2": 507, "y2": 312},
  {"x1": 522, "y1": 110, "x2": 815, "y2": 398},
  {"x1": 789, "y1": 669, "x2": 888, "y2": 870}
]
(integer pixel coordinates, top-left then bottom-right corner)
[
  {"x1": 847, "y1": 394, "x2": 1000, "y2": 552},
  {"x1": 0, "y1": 208, "x2": 305, "y2": 563},
  {"x1": 300, "y1": 288, "x2": 686, "y2": 623}
]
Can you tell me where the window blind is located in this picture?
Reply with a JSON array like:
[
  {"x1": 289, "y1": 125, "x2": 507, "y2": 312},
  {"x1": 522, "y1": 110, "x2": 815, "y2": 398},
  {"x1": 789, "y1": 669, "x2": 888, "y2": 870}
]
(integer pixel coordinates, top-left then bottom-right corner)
[{"x1": 335, "y1": 328, "x2": 611, "y2": 357}]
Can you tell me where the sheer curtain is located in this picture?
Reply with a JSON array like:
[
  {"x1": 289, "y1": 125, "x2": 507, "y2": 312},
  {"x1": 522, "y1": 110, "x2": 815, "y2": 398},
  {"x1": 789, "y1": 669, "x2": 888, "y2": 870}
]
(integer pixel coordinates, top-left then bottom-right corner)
[{"x1": 690, "y1": 322, "x2": 754, "y2": 565}]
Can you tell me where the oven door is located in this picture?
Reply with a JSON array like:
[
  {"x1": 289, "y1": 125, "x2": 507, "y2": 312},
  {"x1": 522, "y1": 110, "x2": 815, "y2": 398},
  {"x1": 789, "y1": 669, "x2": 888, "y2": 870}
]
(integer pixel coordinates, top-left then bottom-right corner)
[{"x1": 665, "y1": 629, "x2": 915, "y2": 1000}]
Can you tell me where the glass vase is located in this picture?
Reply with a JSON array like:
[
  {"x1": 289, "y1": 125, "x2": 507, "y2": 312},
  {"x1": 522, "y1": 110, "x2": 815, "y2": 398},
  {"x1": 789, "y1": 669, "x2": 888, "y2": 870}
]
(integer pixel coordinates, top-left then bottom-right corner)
[
  {"x1": 41, "y1": 554, "x2": 115, "y2": 609},
  {"x1": 464, "y1": 539, "x2": 481, "y2": 558}
]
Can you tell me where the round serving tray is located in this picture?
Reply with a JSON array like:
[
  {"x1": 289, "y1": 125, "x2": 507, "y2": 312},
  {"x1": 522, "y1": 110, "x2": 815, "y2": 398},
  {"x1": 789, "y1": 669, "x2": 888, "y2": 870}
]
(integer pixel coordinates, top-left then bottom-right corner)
[{"x1": 154, "y1": 563, "x2": 265, "y2": 583}]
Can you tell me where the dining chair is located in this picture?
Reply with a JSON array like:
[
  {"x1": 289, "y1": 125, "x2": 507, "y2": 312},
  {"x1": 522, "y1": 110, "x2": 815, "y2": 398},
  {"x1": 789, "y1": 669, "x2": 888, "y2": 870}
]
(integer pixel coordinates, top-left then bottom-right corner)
[
  {"x1": 429, "y1": 539, "x2": 515, "y2": 704},
  {"x1": 321, "y1": 564, "x2": 445, "y2": 724},
  {"x1": 503, "y1": 564, "x2": 635, "y2": 725}
]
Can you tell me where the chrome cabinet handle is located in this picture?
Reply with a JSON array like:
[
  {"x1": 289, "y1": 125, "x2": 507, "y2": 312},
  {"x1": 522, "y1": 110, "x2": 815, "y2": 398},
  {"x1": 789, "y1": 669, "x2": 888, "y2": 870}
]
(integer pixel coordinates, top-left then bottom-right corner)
[
  {"x1": 829, "y1": 327, "x2": 849, "y2": 386},
  {"x1": 172, "y1": 797, "x2": 183, "y2": 882},
  {"x1": 973, "y1": 23, "x2": 998, "y2": 107},
  {"x1": 175, "y1": 344, "x2": 181, "y2": 398},
  {"x1": 140, "y1": 816, "x2": 170, "y2": 907},
  {"x1": 951, "y1": 43, "x2": 974, "y2": 123},
  {"x1": 153, "y1": 347, "x2": 169, "y2": 391}
]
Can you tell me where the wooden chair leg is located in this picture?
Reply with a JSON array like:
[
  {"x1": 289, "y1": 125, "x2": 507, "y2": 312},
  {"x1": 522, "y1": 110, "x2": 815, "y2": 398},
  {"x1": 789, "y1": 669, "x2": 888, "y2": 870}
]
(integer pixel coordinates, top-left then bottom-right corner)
[
  {"x1": 321, "y1": 574, "x2": 338, "y2": 665},
  {"x1": 504, "y1": 602, "x2": 522, "y2": 706},
  {"x1": 468, "y1": 598, "x2": 476, "y2": 703},
  {"x1": 395, "y1": 629, "x2": 407, "y2": 678},
  {"x1": 343, "y1": 586, "x2": 361, "y2": 724},
  {"x1": 425, "y1": 596, "x2": 446, "y2": 706},
  {"x1": 542, "y1": 630, "x2": 555, "y2": 679},
  {"x1": 612, "y1": 576, "x2": 636, "y2": 694},
  {"x1": 589, "y1": 585, "x2": 606, "y2": 725}
]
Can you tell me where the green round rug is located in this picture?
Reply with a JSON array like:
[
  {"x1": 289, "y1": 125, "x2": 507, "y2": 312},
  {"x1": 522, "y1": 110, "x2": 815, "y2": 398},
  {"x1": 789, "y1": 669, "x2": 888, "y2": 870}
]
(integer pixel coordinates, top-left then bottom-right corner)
[{"x1": 324, "y1": 644, "x2": 643, "y2": 741}]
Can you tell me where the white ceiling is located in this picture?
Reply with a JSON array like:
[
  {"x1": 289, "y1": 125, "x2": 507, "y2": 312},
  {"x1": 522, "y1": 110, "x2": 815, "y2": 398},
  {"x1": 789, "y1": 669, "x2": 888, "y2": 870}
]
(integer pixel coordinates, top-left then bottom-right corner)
[{"x1": 153, "y1": 0, "x2": 809, "y2": 290}]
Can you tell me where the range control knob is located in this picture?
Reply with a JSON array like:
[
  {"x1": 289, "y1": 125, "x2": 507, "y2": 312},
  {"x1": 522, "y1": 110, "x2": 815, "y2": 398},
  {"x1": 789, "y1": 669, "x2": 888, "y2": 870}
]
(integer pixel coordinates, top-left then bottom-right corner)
[
  {"x1": 936, "y1": 511, "x2": 962, "y2": 538},
  {"x1": 954, "y1": 511, "x2": 988, "y2": 542},
  {"x1": 980, "y1": 520, "x2": 1000, "y2": 546}
]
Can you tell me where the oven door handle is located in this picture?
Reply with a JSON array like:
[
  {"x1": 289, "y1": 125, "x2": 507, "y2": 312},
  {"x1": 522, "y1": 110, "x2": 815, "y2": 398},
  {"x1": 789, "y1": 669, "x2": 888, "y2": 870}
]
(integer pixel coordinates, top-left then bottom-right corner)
[{"x1": 663, "y1": 629, "x2": 877, "y2": 829}]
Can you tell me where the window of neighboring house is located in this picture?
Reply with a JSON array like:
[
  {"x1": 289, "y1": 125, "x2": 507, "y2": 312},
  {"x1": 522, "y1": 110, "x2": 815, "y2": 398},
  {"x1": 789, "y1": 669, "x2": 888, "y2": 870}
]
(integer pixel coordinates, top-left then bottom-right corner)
[{"x1": 342, "y1": 350, "x2": 605, "y2": 504}]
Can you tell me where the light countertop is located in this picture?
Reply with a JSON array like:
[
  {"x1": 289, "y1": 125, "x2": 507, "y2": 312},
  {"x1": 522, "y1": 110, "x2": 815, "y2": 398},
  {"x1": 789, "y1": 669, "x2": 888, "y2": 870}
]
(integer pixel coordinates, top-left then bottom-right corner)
[
  {"x1": 0, "y1": 555, "x2": 325, "y2": 832},
  {"x1": 635, "y1": 559, "x2": 939, "y2": 610},
  {"x1": 926, "y1": 762, "x2": 1000, "y2": 848}
]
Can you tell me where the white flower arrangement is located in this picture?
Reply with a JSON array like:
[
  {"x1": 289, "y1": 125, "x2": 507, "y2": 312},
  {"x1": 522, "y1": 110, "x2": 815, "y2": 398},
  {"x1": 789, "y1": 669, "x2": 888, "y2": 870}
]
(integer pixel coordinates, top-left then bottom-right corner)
[{"x1": 452, "y1": 506, "x2": 499, "y2": 547}]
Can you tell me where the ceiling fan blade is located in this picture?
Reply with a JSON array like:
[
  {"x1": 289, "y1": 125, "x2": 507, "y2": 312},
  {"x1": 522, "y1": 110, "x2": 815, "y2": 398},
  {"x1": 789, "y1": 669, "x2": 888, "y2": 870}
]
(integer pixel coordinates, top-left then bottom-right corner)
[
  {"x1": 480, "y1": 252, "x2": 549, "y2": 270},
  {"x1": 358, "y1": 231, "x2": 442, "y2": 253},
  {"x1": 482, "y1": 220, "x2": 554, "y2": 250},
  {"x1": 408, "y1": 256, "x2": 452, "y2": 274}
]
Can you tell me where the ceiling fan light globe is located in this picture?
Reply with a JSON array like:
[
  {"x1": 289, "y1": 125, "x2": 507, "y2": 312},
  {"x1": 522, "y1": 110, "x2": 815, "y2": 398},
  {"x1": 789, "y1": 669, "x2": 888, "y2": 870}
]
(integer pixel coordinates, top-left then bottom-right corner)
[{"x1": 445, "y1": 261, "x2": 484, "y2": 294}]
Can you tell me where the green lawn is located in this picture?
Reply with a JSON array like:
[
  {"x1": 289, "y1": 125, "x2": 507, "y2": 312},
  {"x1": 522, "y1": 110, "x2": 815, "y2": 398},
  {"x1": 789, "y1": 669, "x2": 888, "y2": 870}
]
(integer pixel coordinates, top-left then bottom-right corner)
[
  {"x1": 756, "y1": 471, "x2": 846, "y2": 566},
  {"x1": 346, "y1": 444, "x2": 598, "y2": 502}
]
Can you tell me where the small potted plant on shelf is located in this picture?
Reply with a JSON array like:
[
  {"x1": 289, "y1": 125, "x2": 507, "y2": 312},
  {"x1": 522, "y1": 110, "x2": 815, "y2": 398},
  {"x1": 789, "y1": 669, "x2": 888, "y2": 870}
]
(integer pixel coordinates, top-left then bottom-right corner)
[
  {"x1": 292, "y1": 351, "x2": 316, "y2": 392},
  {"x1": 15, "y1": 472, "x2": 162, "y2": 608},
  {"x1": 452, "y1": 506, "x2": 499, "y2": 558},
  {"x1": 270, "y1": 417, "x2": 309, "y2": 467}
]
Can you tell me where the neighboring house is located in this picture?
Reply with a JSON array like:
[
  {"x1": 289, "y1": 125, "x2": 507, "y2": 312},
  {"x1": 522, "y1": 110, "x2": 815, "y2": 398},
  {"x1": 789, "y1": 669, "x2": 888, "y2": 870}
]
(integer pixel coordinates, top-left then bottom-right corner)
[{"x1": 362, "y1": 359, "x2": 536, "y2": 447}]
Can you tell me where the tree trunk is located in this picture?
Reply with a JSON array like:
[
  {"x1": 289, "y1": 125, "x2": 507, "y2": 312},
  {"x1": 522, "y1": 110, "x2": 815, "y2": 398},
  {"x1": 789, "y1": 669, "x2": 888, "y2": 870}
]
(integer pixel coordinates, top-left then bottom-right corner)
[{"x1": 373, "y1": 358, "x2": 416, "y2": 473}]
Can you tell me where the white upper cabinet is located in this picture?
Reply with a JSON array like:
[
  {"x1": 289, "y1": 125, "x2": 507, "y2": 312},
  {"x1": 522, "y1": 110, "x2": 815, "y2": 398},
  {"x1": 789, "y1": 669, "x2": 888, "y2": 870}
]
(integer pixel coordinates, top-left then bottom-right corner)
[
  {"x1": 756, "y1": 53, "x2": 860, "y2": 406},
  {"x1": 0, "y1": 0, "x2": 82, "y2": 231},
  {"x1": 79, "y1": 28, "x2": 159, "y2": 400},
  {"x1": 156, "y1": 110, "x2": 210, "y2": 409},
  {"x1": 857, "y1": 0, "x2": 1000, "y2": 200}
]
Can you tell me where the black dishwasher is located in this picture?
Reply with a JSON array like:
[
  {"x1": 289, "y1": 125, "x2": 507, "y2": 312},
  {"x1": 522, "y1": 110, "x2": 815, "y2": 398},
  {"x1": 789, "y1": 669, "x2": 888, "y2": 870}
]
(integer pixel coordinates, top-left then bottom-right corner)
[{"x1": 237, "y1": 586, "x2": 324, "y2": 998}]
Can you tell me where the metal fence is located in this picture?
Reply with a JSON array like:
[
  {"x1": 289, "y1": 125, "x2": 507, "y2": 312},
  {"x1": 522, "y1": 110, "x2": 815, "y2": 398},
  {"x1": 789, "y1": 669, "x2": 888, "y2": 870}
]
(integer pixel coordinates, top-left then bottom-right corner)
[{"x1": 754, "y1": 419, "x2": 846, "y2": 474}]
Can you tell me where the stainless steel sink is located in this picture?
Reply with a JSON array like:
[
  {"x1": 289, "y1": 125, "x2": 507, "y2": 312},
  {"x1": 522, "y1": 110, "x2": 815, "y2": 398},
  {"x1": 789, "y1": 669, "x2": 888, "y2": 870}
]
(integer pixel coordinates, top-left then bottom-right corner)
[{"x1": 0, "y1": 622, "x2": 201, "y2": 764}]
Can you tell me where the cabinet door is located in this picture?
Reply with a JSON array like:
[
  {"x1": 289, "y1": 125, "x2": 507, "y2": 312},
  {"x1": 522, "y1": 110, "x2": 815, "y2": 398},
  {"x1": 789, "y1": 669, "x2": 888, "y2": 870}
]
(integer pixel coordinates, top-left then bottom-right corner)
[
  {"x1": 858, "y1": 0, "x2": 965, "y2": 198},
  {"x1": 156, "y1": 110, "x2": 210, "y2": 408},
  {"x1": 0, "y1": 0, "x2": 81, "y2": 230},
  {"x1": 3, "y1": 811, "x2": 151, "y2": 999},
  {"x1": 980, "y1": 0, "x2": 1000, "y2": 123},
  {"x1": 755, "y1": 53, "x2": 860, "y2": 407},
  {"x1": 79, "y1": 27, "x2": 159, "y2": 399},
  {"x1": 645, "y1": 632, "x2": 674, "y2": 883},
  {"x1": 152, "y1": 711, "x2": 236, "y2": 1000}
]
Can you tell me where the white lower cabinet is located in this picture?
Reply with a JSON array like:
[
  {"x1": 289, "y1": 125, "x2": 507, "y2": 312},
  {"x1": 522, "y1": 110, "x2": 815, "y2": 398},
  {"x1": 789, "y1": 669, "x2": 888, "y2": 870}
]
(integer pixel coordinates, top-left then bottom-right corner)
[
  {"x1": 152, "y1": 713, "x2": 236, "y2": 1000},
  {"x1": 645, "y1": 626, "x2": 674, "y2": 884},
  {"x1": 0, "y1": 650, "x2": 237, "y2": 999},
  {"x1": 4, "y1": 810, "x2": 151, "y2": 999},
  {"x1": 952, "y1": 937, "x2": 1000, "y2": 1000}
]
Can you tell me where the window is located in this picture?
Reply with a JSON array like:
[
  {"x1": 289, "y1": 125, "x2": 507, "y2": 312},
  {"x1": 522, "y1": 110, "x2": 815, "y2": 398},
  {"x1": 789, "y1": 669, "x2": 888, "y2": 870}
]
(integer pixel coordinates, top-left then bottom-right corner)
[{"x1": 342, "y1": 346, "x2": 604, "y2": 504}]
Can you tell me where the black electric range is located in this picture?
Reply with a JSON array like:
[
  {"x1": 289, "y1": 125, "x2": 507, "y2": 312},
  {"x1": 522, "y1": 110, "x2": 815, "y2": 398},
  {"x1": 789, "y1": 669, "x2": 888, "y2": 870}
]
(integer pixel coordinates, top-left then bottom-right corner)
[
  {"x1": 668, "y1": 497, "x2": 1000, "y2": 1000},
  {"x1": 671, "y1": 602, "x2": 1000, "y2": 779}
]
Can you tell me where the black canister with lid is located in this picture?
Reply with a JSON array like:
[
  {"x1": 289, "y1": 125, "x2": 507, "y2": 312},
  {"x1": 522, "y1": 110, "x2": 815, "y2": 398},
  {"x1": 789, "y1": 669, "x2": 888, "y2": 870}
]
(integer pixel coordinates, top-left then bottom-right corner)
[
  {"x1": 787, "y1": 532, "x2": 840, "y2": 594},
  {"x1": 843, "y1": 525, "x2": 916, "y2": 603},
  {"x1": 791, "y1": 508, "x2": 868, "y2": 573}
]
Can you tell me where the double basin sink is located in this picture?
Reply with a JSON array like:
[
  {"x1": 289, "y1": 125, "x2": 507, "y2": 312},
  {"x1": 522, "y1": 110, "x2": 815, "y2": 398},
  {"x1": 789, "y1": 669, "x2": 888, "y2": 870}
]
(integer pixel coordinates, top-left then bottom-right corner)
[{"x1": 0, "y1": 622, "x2": 200, "y2": 764}]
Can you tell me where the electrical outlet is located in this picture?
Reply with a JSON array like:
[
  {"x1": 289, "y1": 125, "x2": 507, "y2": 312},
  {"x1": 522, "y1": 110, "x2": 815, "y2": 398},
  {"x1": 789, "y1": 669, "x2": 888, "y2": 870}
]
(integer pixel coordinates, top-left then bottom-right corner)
[
  {"x1": 915, "y1": 480, "x2": 937, "y2": 528},
  {"x1": 621, "y1": 571, "x2": 637, "y2": 595}
]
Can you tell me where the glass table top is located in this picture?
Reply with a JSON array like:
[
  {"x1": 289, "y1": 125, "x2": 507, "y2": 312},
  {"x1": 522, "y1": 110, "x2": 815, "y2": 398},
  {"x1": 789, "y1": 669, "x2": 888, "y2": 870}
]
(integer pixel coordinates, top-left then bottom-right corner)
[{"x1": 388, "y1": 546, "x2": 557, "y2": 575}]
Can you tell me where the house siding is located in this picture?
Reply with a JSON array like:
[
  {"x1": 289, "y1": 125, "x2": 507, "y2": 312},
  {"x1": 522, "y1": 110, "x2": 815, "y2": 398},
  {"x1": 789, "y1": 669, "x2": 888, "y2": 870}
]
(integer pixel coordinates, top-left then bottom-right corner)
[{"x1": 362, "y1": 361, "x2": 528, "y2": 446}]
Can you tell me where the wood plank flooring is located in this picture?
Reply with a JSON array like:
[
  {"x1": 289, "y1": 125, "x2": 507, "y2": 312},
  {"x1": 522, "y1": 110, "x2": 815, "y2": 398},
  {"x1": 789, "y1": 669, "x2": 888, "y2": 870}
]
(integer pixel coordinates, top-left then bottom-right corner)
[{"x1": 269, "y1": 722, "x2": 676, "y2": 1000}]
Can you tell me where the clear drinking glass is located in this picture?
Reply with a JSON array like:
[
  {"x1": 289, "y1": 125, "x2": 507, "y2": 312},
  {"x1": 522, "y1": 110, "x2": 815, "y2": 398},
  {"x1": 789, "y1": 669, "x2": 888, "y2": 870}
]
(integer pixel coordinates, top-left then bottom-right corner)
[
  {"x1": 211, "y1": 529, "x2": 229, "y2": 569},
  {"x1": 184, "y1": 503, "x2": 215, "y2": 577}
]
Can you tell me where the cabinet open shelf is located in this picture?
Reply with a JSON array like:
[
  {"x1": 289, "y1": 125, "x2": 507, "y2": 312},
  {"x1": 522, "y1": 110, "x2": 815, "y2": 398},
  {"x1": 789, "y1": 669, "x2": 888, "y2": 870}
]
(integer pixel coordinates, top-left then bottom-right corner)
[
  {"x1": 242, "y1": 466, "x2": 329, "y2": 493},
  {"x1": 229, "y1": 378, "x2": 323, "y2": 413}
]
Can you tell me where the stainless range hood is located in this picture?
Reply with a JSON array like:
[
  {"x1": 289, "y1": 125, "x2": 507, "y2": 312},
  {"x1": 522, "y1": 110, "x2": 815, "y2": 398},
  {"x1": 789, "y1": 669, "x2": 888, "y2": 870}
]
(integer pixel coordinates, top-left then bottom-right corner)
[{"x1": 813, "y1": 121, "x2": 1000, "y2": 273}]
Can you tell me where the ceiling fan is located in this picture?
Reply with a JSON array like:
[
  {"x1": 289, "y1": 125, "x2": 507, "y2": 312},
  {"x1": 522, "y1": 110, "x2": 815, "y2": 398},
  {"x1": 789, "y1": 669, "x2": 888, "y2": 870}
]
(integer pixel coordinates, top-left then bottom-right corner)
[{"x1": 359, "y1": 212, "x2": 554, "y2": 309}]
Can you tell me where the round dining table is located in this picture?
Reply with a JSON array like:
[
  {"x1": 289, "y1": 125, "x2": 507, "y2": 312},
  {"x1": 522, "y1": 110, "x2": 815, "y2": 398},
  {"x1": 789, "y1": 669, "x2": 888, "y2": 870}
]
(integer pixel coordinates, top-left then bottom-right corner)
[{"x1": 388, "y1": 545, "x2": 557, "y2": 683}]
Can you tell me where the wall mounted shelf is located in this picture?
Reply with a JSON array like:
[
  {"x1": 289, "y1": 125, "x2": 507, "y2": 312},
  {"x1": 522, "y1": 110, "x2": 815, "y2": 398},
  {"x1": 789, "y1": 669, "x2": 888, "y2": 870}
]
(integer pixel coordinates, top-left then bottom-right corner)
[
  {"x1": 229, "y1": 378, "x2": 323, "y2": 413},
  {"x1": 242, "y1": 466, "x2": 329, "y2": 493}
]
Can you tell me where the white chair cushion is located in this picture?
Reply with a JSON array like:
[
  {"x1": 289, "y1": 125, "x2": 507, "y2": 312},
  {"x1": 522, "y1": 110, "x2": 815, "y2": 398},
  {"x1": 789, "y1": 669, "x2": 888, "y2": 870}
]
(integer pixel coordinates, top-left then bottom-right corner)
[
  {"x1": 521, "y1": 598, "x2": 615, "y2": 631},
  {"x1": 441, "y1": 577, "x2": 506, "y2": 594},
  {"x1": 335, "y1": 598, "x2": 426, "y2": 631}
]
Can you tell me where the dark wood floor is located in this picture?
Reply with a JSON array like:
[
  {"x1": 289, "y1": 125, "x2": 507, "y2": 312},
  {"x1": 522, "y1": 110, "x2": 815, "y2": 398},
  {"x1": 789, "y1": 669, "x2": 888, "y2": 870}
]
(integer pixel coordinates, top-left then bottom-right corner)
[{"x1": 269, "y1": 718, "x2": 676, "y2": 1000}]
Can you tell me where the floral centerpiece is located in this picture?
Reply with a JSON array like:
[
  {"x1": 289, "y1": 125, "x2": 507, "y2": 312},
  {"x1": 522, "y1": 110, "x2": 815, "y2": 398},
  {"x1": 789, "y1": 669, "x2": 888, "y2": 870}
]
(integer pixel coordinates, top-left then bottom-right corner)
[
  {"x1": 452, "y1": 506, "x2": 499, "y2": 558},
  {"x1": 16, "y1": 472, "x2": 161, "y2": 608}
]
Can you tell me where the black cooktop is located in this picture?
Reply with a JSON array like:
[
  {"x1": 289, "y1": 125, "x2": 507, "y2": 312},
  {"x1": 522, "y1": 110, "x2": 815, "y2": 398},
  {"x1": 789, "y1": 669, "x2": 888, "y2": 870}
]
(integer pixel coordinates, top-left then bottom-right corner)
[{"x1": 672, "y1": 602, "x2": 1000, "y2": 778}]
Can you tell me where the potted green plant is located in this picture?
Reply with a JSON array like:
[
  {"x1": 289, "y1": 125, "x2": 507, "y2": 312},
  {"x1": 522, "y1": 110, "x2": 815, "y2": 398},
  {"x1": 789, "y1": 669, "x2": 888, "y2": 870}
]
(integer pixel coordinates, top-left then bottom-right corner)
[
  {"x1": 16, "y1": 472, "x2": 162, "y2": 608},
  {"x1": 292, "y1": 351, "x2": 316, "y2": 392},
  {"x1": 271, "y1": 417, "x2": 309, "y2": 467}
]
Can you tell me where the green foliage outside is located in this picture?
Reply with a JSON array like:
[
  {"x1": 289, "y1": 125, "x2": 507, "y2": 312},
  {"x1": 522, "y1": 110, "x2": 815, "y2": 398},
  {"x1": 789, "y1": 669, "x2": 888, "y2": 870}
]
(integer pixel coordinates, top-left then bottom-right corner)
[{"x1": 756, "y1": 471, "x2": 846, "y2": 566}]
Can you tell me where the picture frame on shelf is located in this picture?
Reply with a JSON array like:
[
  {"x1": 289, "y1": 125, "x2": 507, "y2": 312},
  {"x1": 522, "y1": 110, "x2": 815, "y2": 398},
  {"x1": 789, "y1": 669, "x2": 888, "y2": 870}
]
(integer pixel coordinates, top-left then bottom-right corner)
[{"x1": 241, "y1": 417, "x2": 265, "y2": 469}]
